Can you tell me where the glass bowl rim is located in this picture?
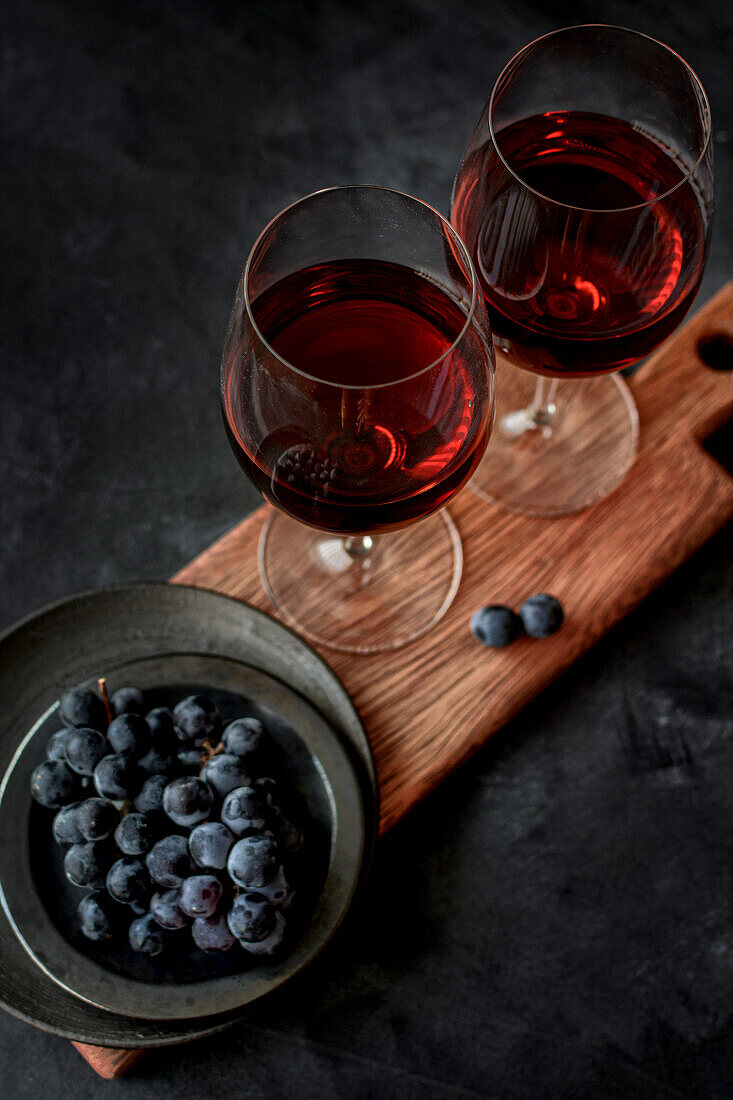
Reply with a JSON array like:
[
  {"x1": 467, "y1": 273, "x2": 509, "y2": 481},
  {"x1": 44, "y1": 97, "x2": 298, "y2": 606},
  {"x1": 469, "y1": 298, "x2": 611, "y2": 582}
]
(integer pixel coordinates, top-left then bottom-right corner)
[
  {"x1": 239, "y1": 185, "x2": 487, "y2": 391},
  {"x1": 487, "y1": 23, "x2": 713, "y2": 216}
]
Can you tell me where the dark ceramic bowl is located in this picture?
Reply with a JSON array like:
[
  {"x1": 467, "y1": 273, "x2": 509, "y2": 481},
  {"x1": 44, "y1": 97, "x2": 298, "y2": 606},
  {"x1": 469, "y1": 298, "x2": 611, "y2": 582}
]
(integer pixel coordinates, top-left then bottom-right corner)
[{"x1": 0, "y1": 584, "x2": 376, "y2": 1044}]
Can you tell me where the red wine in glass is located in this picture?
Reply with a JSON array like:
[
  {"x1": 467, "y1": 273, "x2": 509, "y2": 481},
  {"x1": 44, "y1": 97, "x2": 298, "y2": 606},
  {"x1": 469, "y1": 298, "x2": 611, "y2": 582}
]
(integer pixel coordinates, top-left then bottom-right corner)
[
  {"x1": 452, "y1": 111, "x2": 709, "y2": 377},
  {"x1": 222, "y1": 259, "x2": 492, "y2": 535}
]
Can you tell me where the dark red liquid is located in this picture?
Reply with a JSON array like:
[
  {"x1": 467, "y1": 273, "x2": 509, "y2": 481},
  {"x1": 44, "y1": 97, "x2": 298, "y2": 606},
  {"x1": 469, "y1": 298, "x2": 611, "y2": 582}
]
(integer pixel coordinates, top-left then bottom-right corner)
[
  {"x1": 452, "y1": 111, "x2": 709, "y2": 376},
  {"x1": 222, "y1": 259, "x2": 493, "y2": 534}
]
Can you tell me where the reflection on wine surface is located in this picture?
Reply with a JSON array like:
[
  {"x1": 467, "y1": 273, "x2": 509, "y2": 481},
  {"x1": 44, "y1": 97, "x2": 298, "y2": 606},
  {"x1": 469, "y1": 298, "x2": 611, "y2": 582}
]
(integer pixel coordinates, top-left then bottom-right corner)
[{"x1": 452, "y1": 111, "x2": 708, "y2": 377}]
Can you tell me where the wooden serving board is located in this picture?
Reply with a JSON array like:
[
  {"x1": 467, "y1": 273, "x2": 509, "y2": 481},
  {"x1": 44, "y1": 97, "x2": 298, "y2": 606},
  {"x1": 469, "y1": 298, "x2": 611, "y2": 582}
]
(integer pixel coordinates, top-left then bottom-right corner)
[{"x1": 76, "y1": 283, "x2": 733, "y2": 1078}]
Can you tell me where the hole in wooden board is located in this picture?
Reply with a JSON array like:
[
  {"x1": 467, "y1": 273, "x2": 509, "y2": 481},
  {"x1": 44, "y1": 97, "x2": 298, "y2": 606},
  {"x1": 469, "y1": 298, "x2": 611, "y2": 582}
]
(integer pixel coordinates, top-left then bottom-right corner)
[{"x1": 697, "y1": 333, "x2": 733, "y2": 371}]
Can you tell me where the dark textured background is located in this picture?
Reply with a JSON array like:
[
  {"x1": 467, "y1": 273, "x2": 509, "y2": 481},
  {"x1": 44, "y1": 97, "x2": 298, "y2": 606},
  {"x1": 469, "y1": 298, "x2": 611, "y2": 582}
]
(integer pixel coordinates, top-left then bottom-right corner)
[{"x1": 1, "y1": 1, "x2": 732, "y2": 1096}]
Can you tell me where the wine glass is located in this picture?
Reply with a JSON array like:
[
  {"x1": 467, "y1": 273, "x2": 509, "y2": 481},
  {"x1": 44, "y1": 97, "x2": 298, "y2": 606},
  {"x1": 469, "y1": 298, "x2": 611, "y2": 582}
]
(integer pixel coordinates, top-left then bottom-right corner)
[
  {"x1": 221, "y1": 186, "x2": 495, "y2": 654},
  {"x1": 451, "y1": 24, "x2": 713, "y2": 515}
]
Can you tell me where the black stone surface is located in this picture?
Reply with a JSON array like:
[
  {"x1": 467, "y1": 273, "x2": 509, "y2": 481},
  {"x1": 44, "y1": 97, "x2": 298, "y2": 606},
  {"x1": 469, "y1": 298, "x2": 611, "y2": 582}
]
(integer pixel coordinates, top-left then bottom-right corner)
[{"x1": 1, "y1": 1, "x2": 732, "y2": 1096}]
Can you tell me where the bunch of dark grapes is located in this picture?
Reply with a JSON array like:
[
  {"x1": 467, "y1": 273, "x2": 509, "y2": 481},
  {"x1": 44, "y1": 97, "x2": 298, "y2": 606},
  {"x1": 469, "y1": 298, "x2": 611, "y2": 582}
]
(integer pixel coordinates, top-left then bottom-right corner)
[{"x1": 31, "y1": 683, "x2": 304, "y2": 959}]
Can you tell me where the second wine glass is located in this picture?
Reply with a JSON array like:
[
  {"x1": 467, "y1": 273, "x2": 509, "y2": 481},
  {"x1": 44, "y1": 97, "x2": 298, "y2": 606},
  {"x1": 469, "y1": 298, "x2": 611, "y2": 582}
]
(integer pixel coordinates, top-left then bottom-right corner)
[
  {"x1": 452, "y1": 24, "x2": 713, "y2": 515},
  {"x1": 221, "y1": 186, "x2": 495, "y2": 653}
]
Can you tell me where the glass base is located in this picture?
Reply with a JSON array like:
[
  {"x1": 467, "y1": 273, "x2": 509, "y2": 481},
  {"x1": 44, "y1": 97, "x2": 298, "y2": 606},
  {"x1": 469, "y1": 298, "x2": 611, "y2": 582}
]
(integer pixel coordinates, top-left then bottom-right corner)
[
  {"x1": 469, "y1": 362, "x2": 640, "y2": 516},
  {"x1": 258, "y1": 509, "x2": 462, "y2": 654}
]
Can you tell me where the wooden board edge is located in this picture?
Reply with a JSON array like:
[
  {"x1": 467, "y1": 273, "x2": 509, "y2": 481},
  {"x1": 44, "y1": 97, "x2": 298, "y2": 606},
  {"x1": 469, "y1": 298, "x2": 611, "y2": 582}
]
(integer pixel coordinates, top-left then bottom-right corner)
[{"x1": 72, "y1": 1041, "x2": 144, "y2": 1078}]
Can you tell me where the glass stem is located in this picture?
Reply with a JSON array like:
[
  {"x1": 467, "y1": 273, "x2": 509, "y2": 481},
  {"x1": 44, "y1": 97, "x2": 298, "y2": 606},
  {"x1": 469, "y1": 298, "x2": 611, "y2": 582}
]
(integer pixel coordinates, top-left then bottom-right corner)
[
  {"x1": 314, "y1": 532, "x2": 379, "y2": 585},
  {"x1": 343, "y1": 535, "x2": 376, "y2": 588},
  {"x1": 501, "y1": 376, "x2": 560, "y2": 438}
]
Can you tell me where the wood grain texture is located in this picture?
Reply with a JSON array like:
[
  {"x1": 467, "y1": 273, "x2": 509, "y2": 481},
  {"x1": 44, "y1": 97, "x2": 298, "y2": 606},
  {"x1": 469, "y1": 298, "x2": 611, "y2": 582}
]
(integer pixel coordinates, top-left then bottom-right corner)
[
  {"x1": 72, "y1": 1042, "x2": 143, "y2": 1078},
  {"x1": 74, "y1": 283, "x2": 733, "y2": 1078},
  {"x1": 173, "y1": 282, "x2": 733, "y2": 836}
]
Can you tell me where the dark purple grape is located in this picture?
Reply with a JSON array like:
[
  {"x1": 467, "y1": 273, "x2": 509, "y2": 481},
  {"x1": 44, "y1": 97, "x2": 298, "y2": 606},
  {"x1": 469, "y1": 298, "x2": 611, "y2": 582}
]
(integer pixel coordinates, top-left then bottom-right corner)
[
  {"x1": 93, "y1": 754, "x2": 141, "y2": 800},
  {"x1": 191, "y1": 912, "x2": 236, "y2": 952},
  {"x1": 223, "y1": 717, "x2": 267, "y2": 758},
  {"x1": 107, "y1": 714, "x2": 151, "y2": 758},
  {"x1": 150, "y1": 888, "x2": 188, "y2": 930},
  {"x1": 146, "y1": 707, "x2": 178, "y2": 752},
  {"x1": 52, "y1": 802, "x2": 84, "y2": 846},
  {"x1": 138, "y1": 746, "x2": 175, "y2": 776},
  {"x1": 470, "y1": 605, "x2": 522, "y2": 648},
  {"x1": 163, "y1": 777, "x2": 213, "y2": 828},
  {"x1": 65, "y1": 728, "x2": 108, "y2": 776},
  {"x1": 146, "y1": 835, "x2": 195, "y2": 888},
  {"x1": 78, "y1": 890, "x2": 121, "y2": 942},
  {"x1": 179, "y1": 875, "x2": 222, "y2": 918},
  {"x1": 519, "y1": 593, "x2": 565, "y2": 638},
  {"x1": 60, "y1": 688, "x2": 106, "y2": 732},
  {"x1": 134, "y1": 774, "x2": 168, "y2": 813},
  {"x1": 31, "y1": 760, "x2": 80, "y2": 807},
  {"x1": 189, "y1": 822, "x2": 234, "y2": 871},
  {"x1": 201, "y1": 754, "x2": 249, "y2": 798},
  {"x1": 106, "y1": 857, "x2": 151, "y2": 905},
  {"x1": 129, "y1": 913, "x2": 165, "y2": 956},
  {"x1": 227, "y1": 893, "x2": 275, "y2": 943},
  {"x1": 240, "y1": 910, "x2": 287, "y2": 956},
  {"x1": 254, "y1": 776, "x2": 280, "y2": 806},
  {"x1": 46, "y1": 729, "x2": 71, "y2": 762},
  {"x1": 221, "y1": 786, "x2": 267, "y2": 836},
  {"x1": 254, "y1": 866, "x2": 293, "y2": 907},
  {"x1": 64, "y1": 841, "x2": 113, "y2": 888},
  {"x1": 172, "y1": 695, "x2": 220, "y2": 745},
  {"x1": 115, "y1": 812, "x2": 156, "y2": 855},
  {"x1": 111, "y1": 686, "x2": 144, "y2": 716},
  {"x1": 276, "y1": 816, "x2": 304, "y2": 854},
  {"x1": 226, "y1": 836, "x2": 279, "y2": 889},
  {"x1": 176, "y1": 747, "x2": 203, "y2": 774},
  {"x1": 76, "y1": 797, "x2": 120, "y2": 841}
]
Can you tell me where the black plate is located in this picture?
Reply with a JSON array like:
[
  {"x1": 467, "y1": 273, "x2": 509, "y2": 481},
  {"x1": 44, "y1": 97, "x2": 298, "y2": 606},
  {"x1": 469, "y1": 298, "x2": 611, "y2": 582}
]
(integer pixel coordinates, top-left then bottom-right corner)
[{"x1": 0, "y1": 584, "x2": 376, "y2": 1043}]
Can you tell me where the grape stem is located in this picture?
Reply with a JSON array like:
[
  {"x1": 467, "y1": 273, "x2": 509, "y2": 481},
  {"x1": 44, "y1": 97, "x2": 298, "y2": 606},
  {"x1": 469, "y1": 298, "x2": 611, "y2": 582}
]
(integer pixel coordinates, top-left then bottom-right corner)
[
  {"x1": 97, "y1": 677, "x2": 113, "y2": 724},
  {"x1": 198, "y1": 739, "x2": 225, "y2": 775}
]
